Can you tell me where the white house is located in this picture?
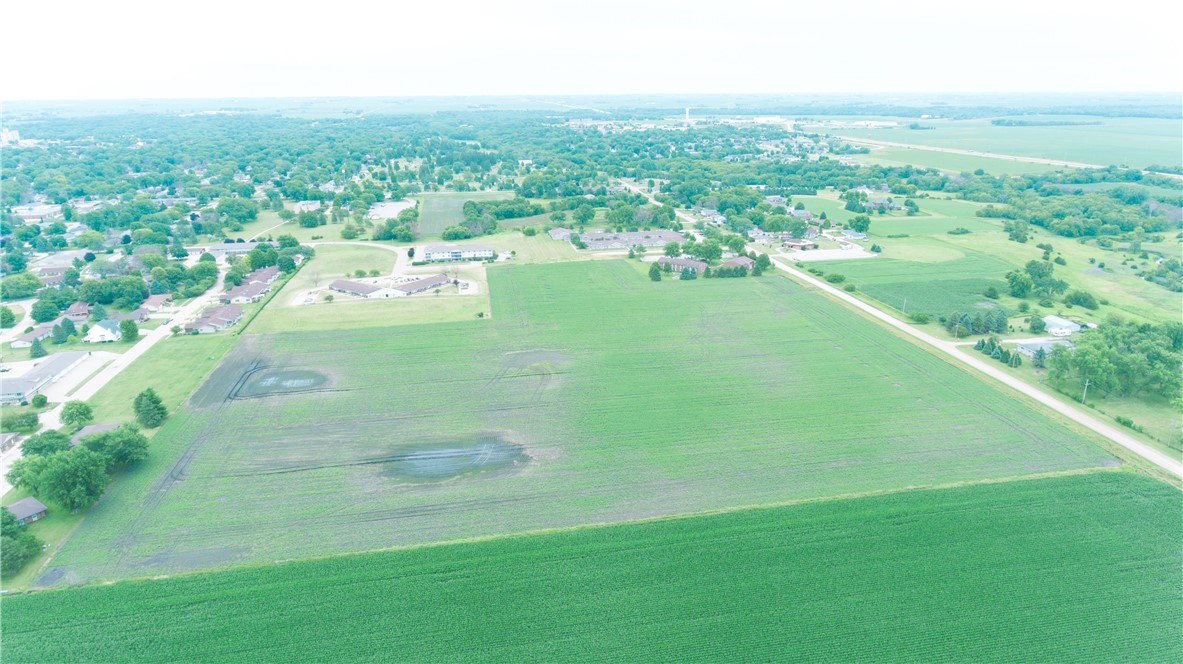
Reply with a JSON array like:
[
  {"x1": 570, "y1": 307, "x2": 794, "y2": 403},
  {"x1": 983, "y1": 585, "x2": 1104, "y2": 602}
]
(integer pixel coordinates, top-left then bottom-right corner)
[
  {"x1": 85, "y1": 320, "x2": 123, "y2": 343},
  {"x1": 422, "y1": 244, "x2": 495, "y2": 262},
  {"x1": 1043, "y1": 315, "x2": 1082, "y2": 337}
]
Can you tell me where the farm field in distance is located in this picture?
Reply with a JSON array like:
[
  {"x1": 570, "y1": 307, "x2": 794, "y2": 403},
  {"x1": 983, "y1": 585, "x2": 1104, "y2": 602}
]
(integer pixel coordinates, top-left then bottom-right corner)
[
  {"x1": 829, "y1": 116, "x2": 1183, "y2": 168},
  {"x1": 5, "y1": 472, "x2": 1179, "y2": 662},
  {"x1": 415, "y1": 190, "x2": 514, "y2": 237},
  {"x1": 851, "y1": 144, "x2": 1066, "y2": 175},
  {"x1": 40, "y1": 260, "x2": 1120, "y2": 585}
]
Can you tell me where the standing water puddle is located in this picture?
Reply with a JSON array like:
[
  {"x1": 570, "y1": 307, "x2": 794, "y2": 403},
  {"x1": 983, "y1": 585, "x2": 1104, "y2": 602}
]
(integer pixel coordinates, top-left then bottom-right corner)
[{"x1": 381, "y1": 435, "x2": 529, "y2": 482}]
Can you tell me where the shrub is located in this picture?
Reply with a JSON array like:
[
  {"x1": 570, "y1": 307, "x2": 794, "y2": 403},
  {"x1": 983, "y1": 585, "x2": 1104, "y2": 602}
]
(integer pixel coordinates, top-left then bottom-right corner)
[
  {"x1": 908, "y1": 312, "x2": 932, "y2": 324},
  {"x1": 522, "y1": 227, "x2": 537, "y2": 237},
  {"x1": 824, "y1": 273, "x2": 846, "y2": 284},
  {"x1": 31, "y1": 394, "x2": 48, "y2": 408},
  {"x1": 1, "y1": 411, "x2": 39, "y2": 433},
  {"x1": 843, "y1": 284, "x2": 856, "y2": 292},
  {"x1": 1064, "y1": 290, "x2": 1099, "y2": 310}
]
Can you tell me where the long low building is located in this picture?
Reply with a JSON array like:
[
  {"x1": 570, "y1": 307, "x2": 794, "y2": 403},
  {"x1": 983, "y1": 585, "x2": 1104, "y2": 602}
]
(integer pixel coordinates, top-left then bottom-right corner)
[
  {"x1": 657, "y1": 256, "x2": 708, "y2": 274},
  {"x1": 0, "y1": 351, "x2": 91, "y2": 405},
  {"x1": 11, "y1": 327, "x2": 52, "y2": 349},
  {"x1": 184, "y1": 304, "x2": 244, "y2": 334},
  {"x1": 579, "y1": 230, "x2": 685, "y2": 249},
  {"x1": 1016, "y1": 340, "x2": 1074, "y2": 358},
  {"x1": 329, "y1": 280, "x2": 399, "y2": 299},
  {"x1": 422, "y1": 244, "x2": 495, "y2": 262},
  {"x1": 393, "y1": 273, "x2": 452, "y2": 296}
]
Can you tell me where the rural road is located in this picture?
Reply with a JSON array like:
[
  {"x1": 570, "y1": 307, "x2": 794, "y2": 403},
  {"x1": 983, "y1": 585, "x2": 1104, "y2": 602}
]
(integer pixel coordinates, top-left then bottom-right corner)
[
  {"x1": 617, "y1": 178, "x2": 1182, "y2": 478},
  {"x1": 763, "y1": 253, "x2": 1183, "y2": 478},
  {"x1": 0, "y1": 267, "x2": 228, "y2": 496},
  {"x1": 836, "y1": 136, "x2": 1183, "y2": 180}
]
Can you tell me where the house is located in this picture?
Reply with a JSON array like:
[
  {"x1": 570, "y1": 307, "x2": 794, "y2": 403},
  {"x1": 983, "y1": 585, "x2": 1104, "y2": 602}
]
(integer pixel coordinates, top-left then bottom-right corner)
[
  {"x1": 789, "y1": 209, "x2": 813, "y2": 220},
  {"x1": 143, "y1": 294, "x2": 173, "y2": 311},
  {"x1": 202, "y1": 241, "x2": 277, "y2": 260},
  {"x1": 548, "y1": 228, "x2": 573, "y2": 241},
  {"x1": 783, "y1": 239, "x2": 819, "y2": 250},
  {"x1": 245, "y1": 266, "x2": 279, "y2": 285},
  {"x1": 6, "y1": 497, "x2": 48, "y2": 526},
  {"x1": 85, "y1": 320, "x2": 124, "y2": 343},
  {"x1": 392, "y1": 274, "x2": 452, "y2": 296},
  {"x1": 803, "y1": 227, "x2": 821, "y2": 239},
  {"x1": 422, "y1": 244, "x2": 496, "y2": 262},
  {"x1": 294, "y1": 200, "x2": 322, "y2": 213},
  {"x1": 64, "y1": 301, "x2": 91, "y2": 323},
  {"x1": 578, "y1": 230, "x2": 685, "y2": 250},
  {"x1": 328, "y1": 280, "x2": 399, "y2": 299},
  {"x1": 1043, "y1": 315, "x2": 1082, "y2": 337},
  {"x1": 184, "y1": 304, "x2": 244, "y2": 334},
  {"x1": 221, "y1": 281, "x2": 269, "y2": 304},
  {"x1": 11, "y1": 327, "x2": 52, "y2": 349},
  {"x1": 841, "y1": 229, "x2": 867, "y2": 240},
  {"x1": 867, "y1": 198, "x2": 902, "y2": 211},
  {"x1": 35, "y1": 267, "x2": 69, "y2": 278},
  {"x1": 71, "y1": 423, "x2": 120, "y2": 447},
  {"x1": 108, "y1": 308, "x2": 150, "y2": 323},
  {"x1": 657, "y1": 256, "x2": 708, "y2": 275},
  {"x1": 1016, "y1": 340, "x2": 1074, "y2": 359},
  {"x1": 764, "y1": 195, "x2": 787, "y2": 207},
  {"x1": 0, "y1": 351, "x2": 90, "y2": 405},
  {"x1": 722, "y1": 256, "x2": 755, "y2": 269},
  {"x1": 40, "y1": 275, "x2": 65, "y2": 288}
]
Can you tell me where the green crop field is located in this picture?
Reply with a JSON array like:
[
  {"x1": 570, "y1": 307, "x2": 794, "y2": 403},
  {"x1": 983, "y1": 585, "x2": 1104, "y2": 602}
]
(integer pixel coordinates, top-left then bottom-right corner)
[
  {"x1": 38, "y1": 260, "x2": 1119, "y2": 585},
  {"x1": 852, "y1": 145, "x2": 1066, "y2": 175},
  {"x1": 834, "y1": 116, "x2": 1183, "y2": 169},
  {"x1": 4, "y1": 472, "x2": 1179, "y2": 663},
  {"x1": 416, "y1": 191, "x2": 514, "y2": 237}
]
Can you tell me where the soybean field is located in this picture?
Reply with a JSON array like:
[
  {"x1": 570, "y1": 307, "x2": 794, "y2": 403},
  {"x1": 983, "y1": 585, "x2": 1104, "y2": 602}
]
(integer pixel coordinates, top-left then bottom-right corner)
[{"x1": 4, "y1": 472, "x2": 1179, "y2": 663}]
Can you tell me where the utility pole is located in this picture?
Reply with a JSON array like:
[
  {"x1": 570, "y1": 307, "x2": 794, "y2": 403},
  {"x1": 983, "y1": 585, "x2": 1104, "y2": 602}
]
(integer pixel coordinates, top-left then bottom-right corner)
[
  {"x1": 1081, "y1": 378, "x2": 1090, "y2": 404},
  {"x1": 901, "y1": 297, "x2": 907, "y2": 314}
]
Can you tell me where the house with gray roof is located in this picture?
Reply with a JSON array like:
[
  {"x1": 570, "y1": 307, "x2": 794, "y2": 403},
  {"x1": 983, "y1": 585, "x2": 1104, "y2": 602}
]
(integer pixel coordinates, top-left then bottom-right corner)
[
  {"x1": 1016, "y1": 340, "x2": 1074, "y2": 359},
  {"x1": 6, "y1": 497, "x2": 48, "y2": 525},
  {"x1": 328, "y1": 280, "x2": 399, "y2": 299},
  {"x1": 392, "y1": 274, "x2": 452, "y2": 296},
  {"x1": 657, "y1": 256, "x2": 708, "y2": 275},
  {"x1": 1043, "y1": 316, "x2": 1082, "y2": 337}
]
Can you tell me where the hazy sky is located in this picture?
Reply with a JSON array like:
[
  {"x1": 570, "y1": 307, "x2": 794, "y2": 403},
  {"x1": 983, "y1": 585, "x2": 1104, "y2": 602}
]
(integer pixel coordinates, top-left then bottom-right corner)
[{"x1": 4, "y1": 0, "x2": 1180, "y2": 100}]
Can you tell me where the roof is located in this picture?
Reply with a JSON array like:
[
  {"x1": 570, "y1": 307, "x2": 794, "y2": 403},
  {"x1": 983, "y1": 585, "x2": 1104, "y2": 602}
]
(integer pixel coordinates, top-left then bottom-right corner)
[
  {"x1": 1017, "y1": 340, "x2": 1074, "y2": 353},
  {"x1": 723, "y1": 256, "x2": 754, "y2": 268},
  {"x1": 64, "y1": 301, "x2": 90, "y2": 314},
  {"x1": 71, "y1": 423, "x2": 120, "y2": 446},
  {"x1": 329, "y1": 279, "x2": 383, "y2": 296},
  {"x1": 247, "y1": 266, "x2": 279, "y2": 282},
  {"x1": 15, "y1": 327, "x2": 52, "y2": 343},
  {"x1": 144, "y1": 293, "x2": 173, "y2": 306},
  {"x1": 394, "y1": 273, "x2": 451, "y2": 293},
  {"x1": 6, "y1": 497, "x2": 48, "y2": 521},
  {"x1": 422, "y1": 243, "x2": 495, "y2": 254},
  {"x1": 94, "y1": 320, "x2": 122, "y2": 333},
  {"x1": 1043, "y1": 315, "x2": 1081, "y2": 329},
  {"x1": 658, "y1": 256, "x2": 708, "y2": 272},
  {"x1": 24, "y1": 351, "x2": 89, "y2": 382}
]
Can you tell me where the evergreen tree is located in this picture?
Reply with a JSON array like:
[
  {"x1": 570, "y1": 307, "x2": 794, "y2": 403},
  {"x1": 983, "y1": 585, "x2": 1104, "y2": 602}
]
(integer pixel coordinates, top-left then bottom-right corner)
[
  {"x1": 51, "y1": 324, "x2": 68, "y2": 344},
  {"x1": 30, "y1": 338, "x2": 47, "y2": 359},
  {"x1": 133, "y1": 388, "x2": 168, "y2": 428},
  {"x1": 648, "y1": 263, "x2": 662, "y2": 282}
]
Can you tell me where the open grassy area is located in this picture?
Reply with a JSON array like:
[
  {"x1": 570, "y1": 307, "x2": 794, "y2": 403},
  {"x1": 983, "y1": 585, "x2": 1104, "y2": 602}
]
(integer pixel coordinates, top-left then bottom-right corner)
[
  {"x1": 38, "y1": 260, "x2": 1120, "y2": 585},
  {"x1": 834, "y1": 116, "x2": 1183, "y2": 169},
  {"x1": 415, "y1": 191, "x2": 514, "y2": 237},
  {"x1": 4, "y1": 472, "x2": 1179, "y2": 662}
]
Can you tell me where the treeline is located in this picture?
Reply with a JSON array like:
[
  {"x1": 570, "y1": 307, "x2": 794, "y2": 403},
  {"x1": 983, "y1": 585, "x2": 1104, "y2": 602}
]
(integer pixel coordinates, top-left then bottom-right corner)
[{"x1": 1047, "y1": 319, "x2": 1182, "y2": 401}]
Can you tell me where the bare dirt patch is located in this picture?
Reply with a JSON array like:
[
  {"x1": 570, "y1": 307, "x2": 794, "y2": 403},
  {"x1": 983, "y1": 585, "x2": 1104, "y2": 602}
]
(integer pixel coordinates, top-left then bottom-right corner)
[{"x1": 379, "y1": 433, "x2": 530, "y2": 483}]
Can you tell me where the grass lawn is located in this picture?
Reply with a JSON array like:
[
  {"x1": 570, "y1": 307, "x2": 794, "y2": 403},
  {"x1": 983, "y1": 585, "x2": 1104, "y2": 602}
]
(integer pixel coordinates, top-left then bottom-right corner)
[
  {"x1": 415, "y1": 191, "x2": 514, "y2": 237},
  {"x1": 483, "y1": 232, "x2": 587, "y2": 264},
  {"x1": 86, "y1": 333, "x2": 238, "y2": 426},
  {"x1": 41, "y1": 260, "x2": 1120, "y2": 585},
  {"x1": 4, "y1": 472, "x2": 1179, "y2": 662}
]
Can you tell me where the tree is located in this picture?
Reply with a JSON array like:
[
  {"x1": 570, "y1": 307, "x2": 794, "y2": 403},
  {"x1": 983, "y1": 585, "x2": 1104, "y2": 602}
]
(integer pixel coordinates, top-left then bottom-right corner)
[
  {"x1": 848, "y1": 215, "x2": 872, "y2": 233},
  {"x1": 60, "y1": 401, "x2": 94, "y2": 428},
  {"x1": 83, "y1": 424, "x2": 149, "y2": 468},
  {"x1": 573, "y1": 204, "x2": 595, "y2": 227},
  {"x1": 1033, "y1": 347, "x2": 1048, "y2": 369},
  {"x1": 1005, "y1": 271, "x2": 1034, "y2": 298},
  {"x1": 1029, "y1": 316, "x2": 1047, "y2": 334},
  {"x1": 679, "y1": 268, "x2": 697, "y2": 280},
  {"x1": 51, "y1": 324, "x2": 68, "y2": 345},
  {"x1": 31, "y1": 394, "x2": 48, "y2": 408},
  {"x1": 91, "y1": 303, "x2": 107, "y2": 321},
  {"x1": 648, "y1": 263, "x2": 662, "y2": 282},
  {"x1": 37, "y1": 448, "x2": 109, "y2": 511},
  {"x1": 30, "y1": 299, "x2": 59, "y2": 324},
  {"x1": 323, "y1": 294, "x2": 334, "y2": 303},
  {"x1": 20, "y1": 430, "x2": 72, "y2": 457},
  {"x1": 0, "y1": 507, "x2": 42, "y2": 575},
  {"x1": 133, "y1": 388, "x2": 168, "y2": 428},
  {"x1": 29, "y1": 338, "x2": 47, "y2": 359},
  {"x1": 663, "y1": 241, "x2": 681, "y2": 257},
  {"x1": 0, "y1": 306, "x2": 15, "y2": 328},
  {"x1": 119, "y1": 319, "x2": 139, "y2": 342}
]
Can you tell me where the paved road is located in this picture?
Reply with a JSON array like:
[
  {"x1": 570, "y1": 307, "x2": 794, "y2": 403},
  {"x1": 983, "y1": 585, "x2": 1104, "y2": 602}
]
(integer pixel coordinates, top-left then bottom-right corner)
[
  {"x1": 763, "y1": 253, "x2": 1183, "y2": 478},
  {"x1": 617, "y1": 177, "x2": 1182, "y2": 478},
  {"x1": 1, "y1": 268, "x2": 227, "y2": 496},
  {"x1": 837, "y1": 136, "x2": 1183, "y2": 180}
]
